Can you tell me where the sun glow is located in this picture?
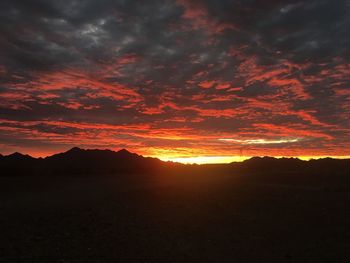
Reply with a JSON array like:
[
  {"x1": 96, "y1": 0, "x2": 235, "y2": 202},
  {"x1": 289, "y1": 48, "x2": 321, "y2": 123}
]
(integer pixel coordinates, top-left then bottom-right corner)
[
  {"x1": 143, "y1": 147, "x2": 350, "y2": 164},
  {"x1": 157, "y1": 155, "x2": 250, "y2": 164},
  {"x1": 155, "y1": 154, "x2": 350, "y2": 164}
]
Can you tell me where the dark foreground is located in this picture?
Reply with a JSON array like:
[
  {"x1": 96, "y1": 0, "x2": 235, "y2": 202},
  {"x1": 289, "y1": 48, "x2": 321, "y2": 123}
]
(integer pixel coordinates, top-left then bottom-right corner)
[{"x1": 1, "y1": 173, "x2": 350, "y2": 262}]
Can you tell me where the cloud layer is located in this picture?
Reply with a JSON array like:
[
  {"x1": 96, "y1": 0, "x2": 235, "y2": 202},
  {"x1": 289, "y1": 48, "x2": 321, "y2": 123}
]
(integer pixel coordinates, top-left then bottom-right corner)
[{"x1": 0, "y1": 0, "x2": 349, "y2": 159}]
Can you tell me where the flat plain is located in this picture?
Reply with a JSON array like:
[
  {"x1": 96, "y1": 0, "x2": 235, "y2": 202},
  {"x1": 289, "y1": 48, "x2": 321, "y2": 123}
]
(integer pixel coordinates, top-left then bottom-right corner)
[{"x1": 1, "y1": 173, "x2": 350, "y2": 262}]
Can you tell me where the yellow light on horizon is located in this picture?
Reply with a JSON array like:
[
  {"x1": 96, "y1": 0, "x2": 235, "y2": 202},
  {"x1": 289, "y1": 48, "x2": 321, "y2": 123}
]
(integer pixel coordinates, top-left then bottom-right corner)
[
  {"x1": 157, "y1": 155, "x2": 250, "y2": 164},
  {"x1": 152, "y1": 155, "x2": 350, "y2": 164}
]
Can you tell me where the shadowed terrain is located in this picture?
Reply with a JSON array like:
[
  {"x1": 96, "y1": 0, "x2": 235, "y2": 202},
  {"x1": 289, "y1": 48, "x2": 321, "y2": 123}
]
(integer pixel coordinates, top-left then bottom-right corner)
[{"x1": 1, "y1": 148, "x2": 350, "y2": 262}]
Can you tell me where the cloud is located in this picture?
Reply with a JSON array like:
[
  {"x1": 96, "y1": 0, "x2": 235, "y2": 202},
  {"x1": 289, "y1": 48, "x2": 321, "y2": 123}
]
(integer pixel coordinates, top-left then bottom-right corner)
[{"x1": 219, "y1": 138, "x2": 300, "y2": 145}]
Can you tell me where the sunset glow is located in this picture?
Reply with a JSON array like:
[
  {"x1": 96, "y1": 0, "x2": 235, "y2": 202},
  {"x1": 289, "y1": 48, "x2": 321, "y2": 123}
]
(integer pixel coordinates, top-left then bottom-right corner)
[
  {"x1": 158, "y1": 156, "x2": 250, "y2": 164},
  {"x1": 0, "y1": 0, "x2": 349, "y2": 161},
  {"x1": 155, "y1": 155, "x2": 350, "y2": 164}
]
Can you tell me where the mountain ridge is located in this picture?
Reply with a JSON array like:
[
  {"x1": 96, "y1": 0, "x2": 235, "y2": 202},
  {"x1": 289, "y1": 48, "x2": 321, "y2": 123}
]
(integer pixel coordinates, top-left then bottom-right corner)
[
  {"x1": 1, "y1": 147, "x2": 349, "y2": 163},
  {"x1": 0, "y1": 147, "x2": 350, "y2": 177}
]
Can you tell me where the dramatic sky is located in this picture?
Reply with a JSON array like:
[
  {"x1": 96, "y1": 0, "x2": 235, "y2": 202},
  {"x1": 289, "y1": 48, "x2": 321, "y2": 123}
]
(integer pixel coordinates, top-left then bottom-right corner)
[{"x1": 0, "y1": 0, "x2": 349, "y2": 162}]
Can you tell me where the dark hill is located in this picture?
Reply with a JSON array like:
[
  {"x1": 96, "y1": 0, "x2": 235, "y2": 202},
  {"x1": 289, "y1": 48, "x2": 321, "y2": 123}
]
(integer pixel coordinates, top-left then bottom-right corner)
[
  {"x1": 235, "y1": 156, "x2": 306, "y2": 172},
  {"x1": 43, "y1": 147, "x2": 162, "y2": 175},
  {"x1": 0, "y1": 152, "x2": 39, "y2": 175},
  {"x1": 4, "y1": 152, "x2": 36, "y2": 162},
  {"x1": 230, "y1": 156, "x2": 350, "y2": 175},
  {"x1": 0, "y1": 148, "x2": 164, "y2": 176}
]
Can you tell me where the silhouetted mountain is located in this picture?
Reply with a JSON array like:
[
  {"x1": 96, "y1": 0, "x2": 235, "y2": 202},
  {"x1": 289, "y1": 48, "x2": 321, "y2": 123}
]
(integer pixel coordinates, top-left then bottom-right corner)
[
  {"x1": 41, "y1": 147, "x2": 163, "y2": 175},
  {"x1": 236, "y1": 156, "x2": 306, "y2": 172},
  {"x1": 4, "y1": 152, "x2": 36, "y2": 162},
  {"x1": 227, "y1": 156, "x2": 350, "y2": 176},
  {"x1": 0, "y1": 148, "x2": 349, "y2": 179},
  {"x1": 0, "y1": 152, "x2": 38, "y2": 175}
]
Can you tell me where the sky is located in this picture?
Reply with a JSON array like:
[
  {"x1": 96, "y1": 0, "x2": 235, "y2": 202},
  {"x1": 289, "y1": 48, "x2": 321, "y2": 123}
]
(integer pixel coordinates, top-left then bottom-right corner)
[{"x1": 0, "y1": 0, "x2": 349, "y2": 163}]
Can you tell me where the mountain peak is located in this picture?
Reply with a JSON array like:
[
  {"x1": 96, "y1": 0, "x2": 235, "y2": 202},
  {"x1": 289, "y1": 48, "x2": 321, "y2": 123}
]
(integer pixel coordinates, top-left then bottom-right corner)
[
  {"x1": 66, "y1": 147, "x2": 84, "y2": 153},
  {"x1": 116, "y1": 148, "x2": 139, "y2": 158},
  {"x1": 69, "y1": 146, "x2": 82, "y2": 151},
  {"x1": 117, "y1": 148, "x2": 131, "y2": 154},
  {"x1": 6, "y1": 152, "x2": 34, "y2": 160},
  {"x1": 9, "y1": 152, "x2": 24, "y2": 157}
]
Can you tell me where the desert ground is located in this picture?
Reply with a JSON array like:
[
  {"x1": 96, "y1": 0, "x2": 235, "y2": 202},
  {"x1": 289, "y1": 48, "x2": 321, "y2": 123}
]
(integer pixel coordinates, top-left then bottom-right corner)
[{"x1": 1, "y1": 173, "x2": 350, "y2": 262}]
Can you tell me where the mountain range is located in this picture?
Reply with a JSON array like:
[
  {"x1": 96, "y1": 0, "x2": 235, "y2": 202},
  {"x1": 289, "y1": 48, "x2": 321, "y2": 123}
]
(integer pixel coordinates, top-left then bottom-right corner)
[
  {"x1": 1, "y1": 147, "x2": 350, "y2": 178},
  {"x1": 0, "y1": 147, "x2": 164, "y2": 176}
]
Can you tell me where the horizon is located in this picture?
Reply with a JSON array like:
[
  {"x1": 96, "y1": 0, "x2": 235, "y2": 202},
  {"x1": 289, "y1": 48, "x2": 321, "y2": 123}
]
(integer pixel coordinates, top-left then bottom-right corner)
[{"x1": 1, "y1": 147, "x2": 350, "y2": 165}]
